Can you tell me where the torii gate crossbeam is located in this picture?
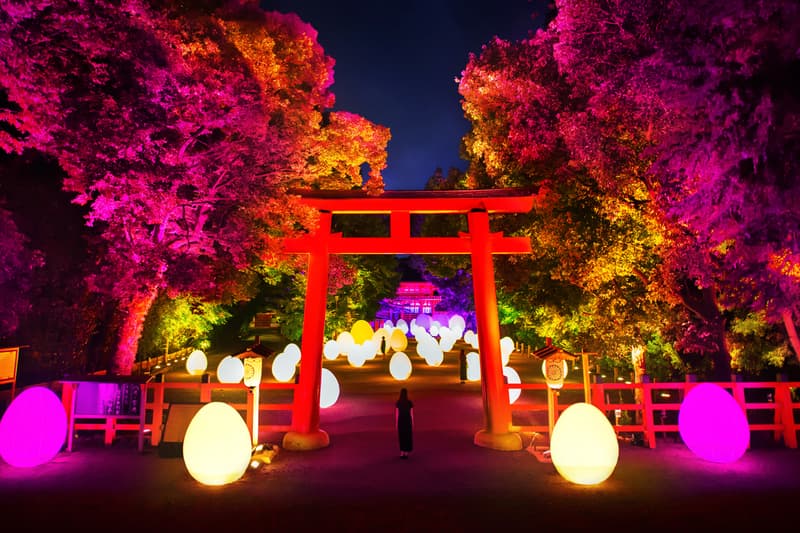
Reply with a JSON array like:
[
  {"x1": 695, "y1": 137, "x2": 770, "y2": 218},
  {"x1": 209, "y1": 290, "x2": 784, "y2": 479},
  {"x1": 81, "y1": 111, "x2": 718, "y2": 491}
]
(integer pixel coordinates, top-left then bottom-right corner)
[{"x1": 281, "y1": 188, "x2": 535, "y2": 452}]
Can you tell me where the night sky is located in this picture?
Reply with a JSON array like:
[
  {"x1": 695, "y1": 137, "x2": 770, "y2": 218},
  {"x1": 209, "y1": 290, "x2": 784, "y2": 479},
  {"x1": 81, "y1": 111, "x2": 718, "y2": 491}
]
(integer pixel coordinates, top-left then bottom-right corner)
[{"x1": 262, "y1": 1, "x2": 550, "y2": 190}]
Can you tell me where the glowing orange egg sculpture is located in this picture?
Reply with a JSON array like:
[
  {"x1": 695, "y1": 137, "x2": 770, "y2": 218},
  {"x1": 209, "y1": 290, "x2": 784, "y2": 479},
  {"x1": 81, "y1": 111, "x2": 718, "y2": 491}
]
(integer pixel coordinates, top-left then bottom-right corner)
[{"x1": 182, "y1": 402, "x2": 252, "y2": 486}]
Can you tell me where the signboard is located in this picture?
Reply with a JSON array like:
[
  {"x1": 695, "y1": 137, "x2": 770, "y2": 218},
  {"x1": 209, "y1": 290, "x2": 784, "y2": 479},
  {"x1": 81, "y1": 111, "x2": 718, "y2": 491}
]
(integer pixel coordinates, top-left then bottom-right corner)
[
  {"x1": 74, "y1": 382, "x2": 142, "y2": 417},
  {"x1": 0, "y1": 347, "x2": 20, "y2": 383}
]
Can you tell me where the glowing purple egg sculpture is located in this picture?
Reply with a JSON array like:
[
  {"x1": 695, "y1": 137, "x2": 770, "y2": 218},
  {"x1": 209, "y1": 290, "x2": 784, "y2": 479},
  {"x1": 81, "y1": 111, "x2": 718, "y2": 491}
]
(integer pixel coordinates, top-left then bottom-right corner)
[
  {"x1": 0, "y1": 386, "x2": 67, "y2": 467},
  {"x1": 678, "y1": 382, "x2": 750, "y2": 463}
]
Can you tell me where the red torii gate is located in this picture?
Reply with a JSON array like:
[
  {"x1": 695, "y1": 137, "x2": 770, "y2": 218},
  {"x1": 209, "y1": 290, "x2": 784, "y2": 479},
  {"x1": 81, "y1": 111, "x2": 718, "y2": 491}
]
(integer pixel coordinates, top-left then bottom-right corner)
[{"x1": 281, "y1": 188, "x2": 535, "y2": 452}]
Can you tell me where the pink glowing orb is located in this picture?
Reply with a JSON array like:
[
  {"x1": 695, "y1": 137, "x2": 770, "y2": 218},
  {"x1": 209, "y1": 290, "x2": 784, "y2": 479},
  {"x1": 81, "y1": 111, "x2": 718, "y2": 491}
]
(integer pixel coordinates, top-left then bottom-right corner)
[
  {"x1": 678, "y1": 383, "x2": 750, "y2": 463},
  {"x1": 0, "y1": 386, "x2": 67, "y2": 467}
]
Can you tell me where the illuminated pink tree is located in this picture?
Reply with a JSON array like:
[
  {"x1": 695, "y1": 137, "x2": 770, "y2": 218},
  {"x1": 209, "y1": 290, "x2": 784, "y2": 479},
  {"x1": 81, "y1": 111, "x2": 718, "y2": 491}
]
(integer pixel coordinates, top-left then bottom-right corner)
[{"x1": 0, "y1": 1, "x2": 389, "y2": 373}]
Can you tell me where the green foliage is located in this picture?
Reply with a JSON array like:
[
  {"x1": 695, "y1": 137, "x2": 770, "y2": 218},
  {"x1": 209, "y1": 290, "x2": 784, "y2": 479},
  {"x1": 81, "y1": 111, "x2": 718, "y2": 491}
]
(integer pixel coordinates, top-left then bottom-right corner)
[
  {"x1": 729, "y1": 312, "x2": 792, "y2": 376},
  {"x1": 138, "y1": 293, "x2": 230, "y2": 360}
]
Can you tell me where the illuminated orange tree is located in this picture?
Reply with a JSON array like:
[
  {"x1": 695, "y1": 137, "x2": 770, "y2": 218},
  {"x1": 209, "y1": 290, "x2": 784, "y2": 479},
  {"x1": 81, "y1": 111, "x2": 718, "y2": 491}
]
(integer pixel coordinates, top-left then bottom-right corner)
[{"x1": 459, "y1": 0, "x2": 800, "y2": 378}]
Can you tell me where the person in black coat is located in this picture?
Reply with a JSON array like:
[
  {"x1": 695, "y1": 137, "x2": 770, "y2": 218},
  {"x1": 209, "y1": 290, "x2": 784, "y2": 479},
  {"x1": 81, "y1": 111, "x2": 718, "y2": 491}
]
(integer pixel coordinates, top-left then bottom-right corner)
[{"x1": 395, "y1": 388, "x2": 414, "y2": 458}]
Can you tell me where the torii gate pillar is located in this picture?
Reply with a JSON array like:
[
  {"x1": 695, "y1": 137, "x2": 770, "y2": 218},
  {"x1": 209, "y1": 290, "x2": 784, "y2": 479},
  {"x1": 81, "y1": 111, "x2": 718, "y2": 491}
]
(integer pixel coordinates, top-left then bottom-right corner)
[
  {"x1": 469, "y1": 209, "x2": 522, "y2": 451},
  {"x1": 282, "y1": 211, "x2": 331, "y2": 451}
]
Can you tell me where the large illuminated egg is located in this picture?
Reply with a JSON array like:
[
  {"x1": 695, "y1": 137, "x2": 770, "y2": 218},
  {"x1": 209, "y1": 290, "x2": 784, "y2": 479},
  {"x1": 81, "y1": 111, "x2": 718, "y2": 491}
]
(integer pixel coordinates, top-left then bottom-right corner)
[
  {"x1": 186, "y1": 349, "x2": 208, "y2": 376},
  {"x1": 389, "y1": 352, "x2": 413, "y2": 380},
  {"x1": 389, "y1": 328, "x2": 408, "y2": 352},
  {"x1": 550, "y1": 402, "x2": 619, "y2": 485},
  {"x1": 320, "y1": 368, "x2": 340, "y2": 408},
  {"x1": 0, "y1": 386, "x2": 67, "y2": 467},
  {"x1": 183, "y1": 402, "x2": 252, "y2": 486},
  {"x1": 678, "y1": 383, "x2": 749, "y2": 463},
  {"x1": 217, "y1": 356, "x2": 244, "y2": 384},
  {"x1": 350, "y1": 320, "x2": 374, "y2": 345},
  {"x1": 283, "y1": 343, "x2": 302, "y2": 366}
]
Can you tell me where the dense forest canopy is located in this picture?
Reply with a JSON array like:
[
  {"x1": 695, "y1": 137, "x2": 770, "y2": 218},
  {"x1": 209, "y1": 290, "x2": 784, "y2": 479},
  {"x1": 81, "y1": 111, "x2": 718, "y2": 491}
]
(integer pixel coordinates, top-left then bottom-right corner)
[{"x1": 1, "y1": 0, "x2": 798, "y2": 381}]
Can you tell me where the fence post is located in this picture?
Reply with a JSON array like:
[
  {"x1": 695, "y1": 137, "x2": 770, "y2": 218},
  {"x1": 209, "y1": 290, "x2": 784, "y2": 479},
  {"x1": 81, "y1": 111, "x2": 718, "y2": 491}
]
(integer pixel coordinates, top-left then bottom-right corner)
[
  {"x1": 149, "y1": 374, "x2": 165, "y2": 446},
  {"x1": 641, "y1": 376, "x2": 656, "y2": 449},
  {"x1": 775, "y1": 378, "x2": 797, "y2": 448},
  {"x1": 200, "y1": 373, "x2": 212, "y2": 403}
]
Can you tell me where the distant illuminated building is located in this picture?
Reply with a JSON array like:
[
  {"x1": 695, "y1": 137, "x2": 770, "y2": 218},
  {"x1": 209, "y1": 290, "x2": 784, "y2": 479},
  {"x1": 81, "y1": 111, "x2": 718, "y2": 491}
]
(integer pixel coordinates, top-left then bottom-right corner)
[{"x1": 376, "y1": 281, "x2": 442, "y2": 324}]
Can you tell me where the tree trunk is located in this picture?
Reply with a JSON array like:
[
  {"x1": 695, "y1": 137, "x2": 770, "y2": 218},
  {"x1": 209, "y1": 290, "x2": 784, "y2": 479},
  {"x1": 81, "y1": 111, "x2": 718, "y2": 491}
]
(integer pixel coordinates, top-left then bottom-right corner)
[
  {"x1": 110, "y1": 287, "x2": 159, "y2": 375},
  {"x1": 678, "y1": 283, "x2": 732, "y2": 381},
  {"x1": 781, "y1": 308, "x2": 800, "y2": 364}
]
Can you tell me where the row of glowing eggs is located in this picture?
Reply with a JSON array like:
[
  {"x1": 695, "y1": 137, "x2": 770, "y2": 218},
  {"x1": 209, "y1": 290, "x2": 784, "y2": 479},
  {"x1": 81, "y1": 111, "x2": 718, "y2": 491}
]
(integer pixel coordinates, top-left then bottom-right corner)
[{"x1": 1, "y1": 383, "x2": 750, "y2": 486}]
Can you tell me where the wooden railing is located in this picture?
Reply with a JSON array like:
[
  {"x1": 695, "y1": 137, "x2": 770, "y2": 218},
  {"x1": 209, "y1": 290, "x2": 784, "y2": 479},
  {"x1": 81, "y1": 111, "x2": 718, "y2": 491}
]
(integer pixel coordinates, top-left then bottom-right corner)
[
  {"x1": 62, "y1": 380, "x2": 296, "y2": 450},
  {"x1": 508, "y1": 380, "x2": 800, "y2": 449}
]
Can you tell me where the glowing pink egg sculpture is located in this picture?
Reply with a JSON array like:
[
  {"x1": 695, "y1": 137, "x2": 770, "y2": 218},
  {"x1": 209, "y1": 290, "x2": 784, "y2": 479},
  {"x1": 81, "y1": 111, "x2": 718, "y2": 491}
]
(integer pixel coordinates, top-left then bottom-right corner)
[
  {"x1": 0, "y1": 386, "x2": 67, "y2": 467},
  {"x1": 678, "y1": 382, "x2": 750, "y2": 463}
]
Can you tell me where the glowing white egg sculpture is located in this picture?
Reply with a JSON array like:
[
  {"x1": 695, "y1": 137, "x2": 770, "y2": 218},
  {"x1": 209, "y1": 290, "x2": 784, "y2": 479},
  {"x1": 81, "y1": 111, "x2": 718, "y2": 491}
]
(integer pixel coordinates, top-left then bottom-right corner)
[
  {"x1": 678, "y1": 382, "x2": 750, "y2": 463},
  {"x1": 217, "y1": 356, "x2": 244, "y2": 384},
  {"x1": 186, "y1": 349, "x2": 208, "y2": 376},
  {"x1": 336, "y1": 331, "x2": 355, "y2": 355},
  {"x1": 389, "y1": 352, "x2": 413, "y2": 380},
  {"x1": 466, "y1": 351, "x2": 481, "y2": 381},
  {"x1": 0, "y1": 386, "x2": 67, "y2": 467},
  {"x1": 320, "y1": 368, "x2": 340, "y2": 408},
  {"x1": 323, "y1": 339, "x2": 340, "y2": 361},
  {"x1": 271, "y1": 352, "x2": 296, "y2": 382},
  {"x1": 396, "y1": 319, "x2": 409, "y2": 334},
  {"x1": 500, "y1": 337, "x2": 515, "y2": 366},
  {"x1": 503, "y1": 366, "x2": 521, "y2": 404},
  {"x1": 283, "y1": 343, "x2": 302, "y2": 366},
  {"x1": 182, "y1": 402, "x2": 252, "y2": 486},
  {"x1": 550, "y1": 402, "x2": 619, "y2": 485}
]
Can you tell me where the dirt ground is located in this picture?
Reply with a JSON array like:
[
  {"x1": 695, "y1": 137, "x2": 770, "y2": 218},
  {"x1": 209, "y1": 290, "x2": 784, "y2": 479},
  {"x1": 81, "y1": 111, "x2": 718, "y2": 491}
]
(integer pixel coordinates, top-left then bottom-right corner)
[{"x1": 2, "y1": 346, "x2": 799, "y2": 532}]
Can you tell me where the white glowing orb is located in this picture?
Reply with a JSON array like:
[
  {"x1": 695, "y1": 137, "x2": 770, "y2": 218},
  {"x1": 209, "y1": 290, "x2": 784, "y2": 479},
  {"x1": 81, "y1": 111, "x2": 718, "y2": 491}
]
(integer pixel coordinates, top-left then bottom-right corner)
[
  {"x1": 336, "y1": 331, "x2": 356, "y2": 354},
  {"x1": 466, "y1": 351, "x2": 481, "y2": 381},
  {"x1": 182, "y1": 402, "x2": 252, "y2": 486},
  {"x1": 216, "y1": 356, "x2": 244, "y2": 384},
  {"x1": 389, "y1": 352, "x2": 413, "y2": 380},
  {"x1": 424, "y1": 345, "x2": 444, "y2": 367},
  {"x1": 439, "y1": 332, "x2": 457, "y2": 353},
  {"x1": 384, "y1": 320, "x2": 394, "y2": 330},
  {"x1": 550, "y1": 402, "x2": 619, "y2": 485},
  {"x1": 271, "y1": 352, "x2": 297, "y2": 382},
  {"x1": 186, "y1": 349, "x2": 208, "y2": 376},
  {"x1": 320, "y1": 368, "x2": 340, "y2": 408},
  {"x1": 362, "y1": 339, "x2": 379, "y2": 359},
  {"x1": 396, "y1": 319, "x2": 409, "y2": 334},
  {"x1": 429, "y1": 323, "x2": 440, "y2": 337},
  {"x1": 389, "y1": 328, "x2": 408, "y2": 351},
  {"x1": 500, "y1": 337, "x2": 515, "y2": 366},
  {"x1": 350, "y1": 320, "x2": 374, "y2": 345},
  {"x1": 347, "y1": 348, "x2": 367, "y2": 367},
  {"x1": 448, "y1": 315, "x2": 466, "y2": 333},
  {"x1": 283, "y1": 343, "x2": 302, "y2": 366},
  {"x1": 464, "y1": 330, "x2": 476, "y2": 345},
  {"x1": 503, "y1": 366, "x2": 521, "y2": 404},
  {"x1": 323, "y1": 339, "x2": 340, "y2": 360}
]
